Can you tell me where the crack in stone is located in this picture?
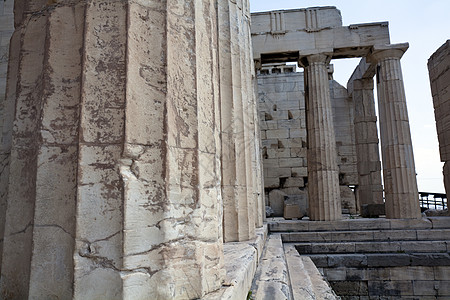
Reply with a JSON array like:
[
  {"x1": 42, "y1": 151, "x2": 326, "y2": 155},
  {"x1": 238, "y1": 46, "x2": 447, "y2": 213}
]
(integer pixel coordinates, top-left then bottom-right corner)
[
  {"x1": 125, "y1": 237, "x2": 185, "y2": 257},
  {"x1": 35, "y1": 223, "x2": 75, "y2": 239},
  {"x1": 10, "y1": 221, "x2": 33, "y2": 236}
]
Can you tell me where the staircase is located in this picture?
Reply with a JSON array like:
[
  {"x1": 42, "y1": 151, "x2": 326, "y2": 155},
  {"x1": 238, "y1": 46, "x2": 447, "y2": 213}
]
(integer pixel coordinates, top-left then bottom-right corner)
[{"x1": 270, "y1": 217, "x2": 450, "y2": 299}]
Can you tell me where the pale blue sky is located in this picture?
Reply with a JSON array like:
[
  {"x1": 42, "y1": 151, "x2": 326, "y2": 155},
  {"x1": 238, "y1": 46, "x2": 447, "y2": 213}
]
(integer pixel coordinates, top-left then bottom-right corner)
[{"x1": 250, "y1": 0, "x2": 450, "y2": 193}]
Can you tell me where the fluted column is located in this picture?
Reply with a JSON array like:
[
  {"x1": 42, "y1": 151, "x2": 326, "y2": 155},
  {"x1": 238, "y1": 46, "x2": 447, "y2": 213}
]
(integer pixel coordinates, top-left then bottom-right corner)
[
  {"x1": 121, "y1": 1, "x2": 225, "y2": 298},
  {"x1": 352, "y1": 78, "x2": 384, "y2": 209},
  {"x1": 301, "y1": 54, "x2": 342, "y2": 221},
  {"x1": 0, "y1": 1, "x2": 225, "y2": 298},
  {"x1": 219, "y1": 0, "x2": 260, "y2": 242},
  {"x1": 370, "y1": 44, "x2": 421, "y2": 219}
]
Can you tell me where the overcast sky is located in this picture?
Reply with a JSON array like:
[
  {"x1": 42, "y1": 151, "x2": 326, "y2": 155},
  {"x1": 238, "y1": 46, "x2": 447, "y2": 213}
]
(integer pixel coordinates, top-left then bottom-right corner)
[{"x1": 250, "y1": 0, "x2": 450, "y2": 193}]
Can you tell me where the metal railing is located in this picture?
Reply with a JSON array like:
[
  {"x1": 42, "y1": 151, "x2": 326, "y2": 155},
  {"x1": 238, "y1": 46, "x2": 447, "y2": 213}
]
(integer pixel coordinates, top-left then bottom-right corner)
[{"x1": 419, "y1": 192, "x2": 447, "y2": 211}]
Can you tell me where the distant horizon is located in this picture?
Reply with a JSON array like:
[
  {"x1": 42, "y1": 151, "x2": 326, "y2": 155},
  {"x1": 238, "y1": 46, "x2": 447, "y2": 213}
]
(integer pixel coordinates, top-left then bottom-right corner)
[{"x1": 250, "y1": 0, "x2": 448, "y2": 194}]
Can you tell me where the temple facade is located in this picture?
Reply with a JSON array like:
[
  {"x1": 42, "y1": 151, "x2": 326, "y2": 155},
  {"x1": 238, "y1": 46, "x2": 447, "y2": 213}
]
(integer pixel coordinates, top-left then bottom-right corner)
[{"x1": 0, "y1": 2, "x2": 445, "y2": 300}]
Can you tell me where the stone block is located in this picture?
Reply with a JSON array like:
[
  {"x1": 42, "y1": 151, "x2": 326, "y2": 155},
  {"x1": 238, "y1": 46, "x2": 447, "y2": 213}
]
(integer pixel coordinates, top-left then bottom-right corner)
[
  {"x1": 279, "y1": 157, "x2": 303, "y2": 168},
  {"x1": 284, "y1": 193, "x2": 308, "y2": 216},
  {"x1": 332, "y1": 231, "x2": 374, "y2": 242},
  {"x1": 400, "y1": 241, "x2": 447, "y2": 253},
  {"x1": 354, "y1": 241, "x2": 400, "y2": 253},
  {"x1": 367, "y1": 254, "x2": 411, "y2": 267},
  {"x1": 266, "y1": 167, "x2": 291, "y2": 178},
  {"x1": 435, "y1": 266, "x2": 450, "y2": 280},
  {"x1": 417, "y1": 229, "x2": 450, "y2": 241},
  {"x1": 289, "y1": 128, "x2": 307, "y2": 138},
  {"x1": 340, "y1": 186, "x2": 356, "y2": 214},
  {"x1": 307, "y1": 255, "x2": 328, "y2": 268},
  {"x1": 327, "y1": 254, "x2": 367, "y2": 268},
  {"x1": 367, "y1": 268, "x2": 391, "y2": 281},
  {"x1": 373, "y1": 230, "x2": 417, "y2": 241},
  {"x1": 264, "y1": 177, "x2": 279, "y2": 188},
  {"x1": 284, "y1": 203, "x2": 302, "y2": 219},
  {"x1": 409, "y1": 253, "x2": 450, "y2": 267},
  {"x1": 361, "y1": 203, "x2": 385, "y2": 218},
  {"x1": 413, "y1": 280, "x2": 438, "y2": 296},
  {"x1": 291, "y1": 167, "x2": 308, "y2": 177},
  {"x1": 346, "y1": 268, "x2": 368, "y2": 281},
  {"x1": 290, "y1": 147, "x2": 307, "y2": 158},
  {"x1": 311, "y1": 242, "x2": 355, "y2": 254},
  {"x1": 284, "y1": 177, "x2": 304, "y2": 188},
  {"x1": 368, "y1": 280, "x2": 413, "y2": 296},
  {"x1": 268, "y1": 189, "x2": 286, "y2": 217},
  {"x1": 390, "y1": 266, "x2": 434, "y2": 281},
  {"x1": 324, "y1": 267, "x2": 346, "y2": 281},
  {"x1": 438, "y1": 280, "x2": 450, "y2": 296},
  {"x1": 330, "y1": 281, "x2": 368, "y2": 296},
  {"x1": 389, "y1": 218, "x2": 432, "y2": 230},
  {"x1": 266, "y1": 128, "x2": 289, "y2": 139}
]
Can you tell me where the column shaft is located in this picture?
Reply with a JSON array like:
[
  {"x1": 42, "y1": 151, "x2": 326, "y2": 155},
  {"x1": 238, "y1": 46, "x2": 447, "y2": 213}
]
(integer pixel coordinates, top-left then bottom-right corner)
[
  {"x1": 303, "y1": 54, "x2": 341, "y2": 221},
  {"x1": 121, "y1": 0, "x2": 225, "y2": 298},
  {"x1": 1, "y1": 0, "x2": 226, "y2": 298},
  {"x1": 352, "y1": 78, "x2": 384, "y2": 209},
  {"x1": 219, "y1": 0, "x2": 260, "y2": 242},
  {"x1": 373, "y1": 48, "x2": 421, "y2": 219}
]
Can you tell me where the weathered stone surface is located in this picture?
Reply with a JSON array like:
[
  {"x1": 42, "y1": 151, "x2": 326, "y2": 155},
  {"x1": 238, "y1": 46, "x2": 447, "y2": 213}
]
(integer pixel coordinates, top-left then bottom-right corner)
[
  {"x1": 251, "y1": 235, "x2": 291, "y2": 300},
  {"x1": 284, "y1": 244, "x2": 339, "y2": 300},
  {"x1": 219, "y1": 0, "x2": 263, "y2": 243},
  {"x1": 369, "y1": 44, "x2": 421, "y2": 219},
  {"x1": 302, "y1": 54, "x2": 342, "y2": 221},
  {"x1": 0, "y1": 0, "x2": 270, "y2": 298},
  {"x1": 429, "y1": 40, "x2": 450, "y2": 197},
  {"x1": 251, "y1": 7, "x2": 390, "y2": 64},
  {"x1": 361, "y1": 204, "x2": 386, "y2": 218}
]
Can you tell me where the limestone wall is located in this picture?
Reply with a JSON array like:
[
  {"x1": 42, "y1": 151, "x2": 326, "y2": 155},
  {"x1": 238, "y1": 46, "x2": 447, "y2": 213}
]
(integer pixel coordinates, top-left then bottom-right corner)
[
  {"x1": 257, "y1": 67, "x2": 357, "y2": 216},
  {"x1": 428, "y1": 40, "x2": 450, "y2": 197}
]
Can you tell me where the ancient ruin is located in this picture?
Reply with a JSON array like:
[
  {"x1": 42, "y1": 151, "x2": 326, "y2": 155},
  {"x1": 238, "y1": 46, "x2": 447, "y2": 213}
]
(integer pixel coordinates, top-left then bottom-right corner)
[
  {"x1": 0, "y1": 1, "x2": 449, "y2": 299},
  {"x1": 429, "y1": 40, "x2": 450, "y2": 201}
]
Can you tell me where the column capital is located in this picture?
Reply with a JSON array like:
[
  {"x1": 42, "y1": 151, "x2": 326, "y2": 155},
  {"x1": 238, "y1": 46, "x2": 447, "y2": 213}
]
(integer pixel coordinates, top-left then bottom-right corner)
[
  {"x1": 299, "y1": 52, "x2": 332, "y2": 67},
  {"x1": 367, "y1": 43, "x2": 409, "y2": 64}
]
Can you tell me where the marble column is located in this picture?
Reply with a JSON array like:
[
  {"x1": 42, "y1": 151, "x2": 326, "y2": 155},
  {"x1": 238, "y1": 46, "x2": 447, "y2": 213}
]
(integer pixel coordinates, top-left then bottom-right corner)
[
  {"x1": 352, "y1": 78, "x2": 384, "y2": 209},
  {"x1": 0, "y1": 0, "x2": 225, "y2": 298},
  {"x1": 219, "y1": 0, "x2": 261, "y2": 242},
  {"x1": 301, "y1": 54, "x2": 342, "y2": 221},
  {"x1": 370, "y1": 44, "x2": 421, "y2": 219}
]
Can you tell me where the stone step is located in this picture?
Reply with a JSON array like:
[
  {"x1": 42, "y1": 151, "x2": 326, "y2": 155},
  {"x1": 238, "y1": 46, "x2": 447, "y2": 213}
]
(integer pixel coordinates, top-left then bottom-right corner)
[
  {"x1": 281, "y1": 228, "x2": 450, "y2": 243},
  {"x1": 269, "y1": 217, "x2": 450, "y2": 233},
  {"x1": 284, "y1": 244, "x2": 339, "y2": 300},
  {"x1": 295, "y1": 240, "x2": 450, "y2": 254},
  {"x1": 307, "y1": 252, "x2": 450, "y2": 269}
]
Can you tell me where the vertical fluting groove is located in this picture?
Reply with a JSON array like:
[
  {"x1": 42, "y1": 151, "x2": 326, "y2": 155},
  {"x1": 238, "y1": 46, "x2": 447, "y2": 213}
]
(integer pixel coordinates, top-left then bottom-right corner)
[
  {"x1": 305, "y1": 56, "x2": 341, "y2": 221},
  {"x1": 29, "y1": 4, "x2": 85, "y2": 298},
  {"x1": 0, "y1": 9, "x2": 48, "y2": 298},
  {"x1": 75, "y1": 1, "x2": 126, "y2": 299},
  {"x1": 376, "y1": 54, "x2": 420, "y2": 219}
]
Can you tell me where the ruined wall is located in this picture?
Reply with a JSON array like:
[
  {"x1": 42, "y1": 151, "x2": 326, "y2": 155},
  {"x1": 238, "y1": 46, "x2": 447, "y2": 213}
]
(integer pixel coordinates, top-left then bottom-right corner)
[
  {"x1": 330, "y1": 80, "x2": 358, "y2": 214},
  {"x1": 428, "y1": 40, "x2": 450, "y2": 197},
  {"x1": 257, "y1": 66, "x2": 357, "y2": 217},
  {"x1": 0, "y1": 0, "x2": 263, "y2": 298}
]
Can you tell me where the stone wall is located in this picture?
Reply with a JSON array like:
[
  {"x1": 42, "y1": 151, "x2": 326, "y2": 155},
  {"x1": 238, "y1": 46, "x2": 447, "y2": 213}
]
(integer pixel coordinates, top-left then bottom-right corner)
[
  {"x1": 428, "y1": 40, "x2": 450, "y2": 197},
  {"x1": 321, "y1": 264, "x2": 450, "y2": 299},
  {"x1": 257, "y1": 66, "x2": 357, "y2": 217}
]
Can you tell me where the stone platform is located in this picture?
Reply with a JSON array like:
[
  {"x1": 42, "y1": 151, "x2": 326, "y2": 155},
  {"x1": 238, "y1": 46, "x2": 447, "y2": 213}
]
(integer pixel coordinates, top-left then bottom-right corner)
[{"x1": 268, "y1": 216, "x2": 450, "y2": 299}]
